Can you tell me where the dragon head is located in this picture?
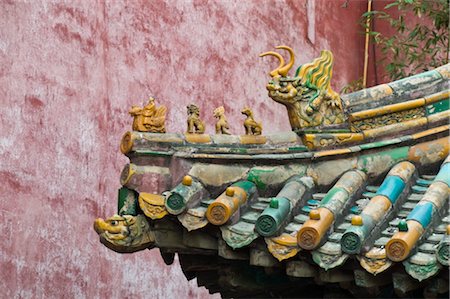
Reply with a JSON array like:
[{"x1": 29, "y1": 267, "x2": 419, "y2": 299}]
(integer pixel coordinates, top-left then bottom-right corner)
[
  {"x1": 260, "y1": 46, "x2": 345, "y2": 130},
  {"x1": 260, "y1": 46, "x2": 299, "y2": 105},
  {"x1": 93, "y1": 214, "x2": 155, "y2": 253}
]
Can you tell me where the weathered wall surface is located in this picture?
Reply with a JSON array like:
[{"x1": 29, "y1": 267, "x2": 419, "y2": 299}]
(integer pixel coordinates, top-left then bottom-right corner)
[{"x1": 0, "y1": 0, "x2": 365, "y2": 298}]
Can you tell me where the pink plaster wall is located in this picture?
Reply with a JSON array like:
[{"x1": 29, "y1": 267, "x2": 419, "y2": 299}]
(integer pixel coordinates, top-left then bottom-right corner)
[{"x1": 1, "y1": 1, "x2": 366, "y2": 297}]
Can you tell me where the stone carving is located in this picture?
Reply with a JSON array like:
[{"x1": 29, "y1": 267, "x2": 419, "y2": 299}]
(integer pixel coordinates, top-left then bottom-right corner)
[
  {"x1": 241, "y1": 107, "x2": 262, "y2": 135},
  {"x1": 186, "y1": 104, "x2": 205, "y2": 134},
  {"x1": 129, "y1": 97, "x2": 166, "y2": 133},
  {"x1": 213, "y1": 106, "x2": 231, "y2": 134},
  {"x1": 260, "y1": 46, "x2": 345, "y2": 131},
  {"x1": 93, "y1": 214, "x2": 154, "y2": 253}
]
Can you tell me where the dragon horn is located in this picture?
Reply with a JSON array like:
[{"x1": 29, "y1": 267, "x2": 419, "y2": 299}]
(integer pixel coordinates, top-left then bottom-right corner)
[
  {"x1": 259, "y1": 51, "x2": 285, "y2": 77},
  {"x1": 275, "y1": 45, "x2": 295, "y2": 77}
]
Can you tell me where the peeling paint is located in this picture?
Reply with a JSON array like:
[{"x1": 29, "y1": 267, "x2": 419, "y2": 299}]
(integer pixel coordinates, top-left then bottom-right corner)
[
  {"x1": 307, "y1": 158, "x2": 357, "y2": 186},
  {"x1": 189, "y1": 163, "x2": 249, "y2": 187},
  {"x1": 357, "y1": 147, "x2": 409, "y2": 178},
  {"x1": 247, "y1": 165, "x2": 307, "y2": 191}
]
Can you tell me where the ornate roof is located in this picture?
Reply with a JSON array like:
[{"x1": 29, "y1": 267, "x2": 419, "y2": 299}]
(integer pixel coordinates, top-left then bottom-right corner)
[{"x1": 94, "y1": 48, "x2": 449, "y2": 297}]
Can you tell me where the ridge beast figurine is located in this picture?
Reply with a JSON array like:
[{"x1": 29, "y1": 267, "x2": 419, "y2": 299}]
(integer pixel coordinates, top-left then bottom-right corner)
[
  {"x1": 213, "y1": 105, "x2": 231, "y2": 134},
  {"x1": 186, "y1": 104, "x2": 206, "y2": 134},
  {"x1": 241, "y1": 106, "x2": 262, "y2": 135},
  {"x1": 260, "y1": 46, "x2": 345, "y2": 132},
  {"x1": 129, "y1": 97, "x2": 167, "y2": 133},
  {"x1": 95, "y1": 42, "x2": 450, "y2": 297},
  {"x1": 93, "y1": 214, "x2": 154, "y2": 253}
]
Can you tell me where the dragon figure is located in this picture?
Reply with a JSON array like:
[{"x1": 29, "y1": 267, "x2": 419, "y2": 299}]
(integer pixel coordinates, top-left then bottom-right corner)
[
  {"x1": 93, "y1": 214, "x2": 155, "y2": 253},
  {"x1": 260, "y1": 46, "x2": 346, "y2": 132}
]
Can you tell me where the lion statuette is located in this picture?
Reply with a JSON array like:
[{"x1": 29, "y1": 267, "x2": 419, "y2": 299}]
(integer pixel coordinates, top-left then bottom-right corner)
[{"x1": 186, "y1": 104, "x2": 205, "y2": 134}]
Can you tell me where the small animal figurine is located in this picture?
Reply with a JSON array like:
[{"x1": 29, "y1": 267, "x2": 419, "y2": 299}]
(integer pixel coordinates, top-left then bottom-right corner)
[
  {"x1": 129, "y1": 97, "x2": 166, "y2": 133},
  {"x1": 129, "y1": 106, "x2": 147, "y2": 132},
  {"x1": 241, "y1": 107, "x2": 262, "y2": 135},
  {"x1": 213, "y1": 106, "x2": 231, "y2": 135},
  {"x1": 186, "y1": 104, "x2": 205, "y2": 134}
]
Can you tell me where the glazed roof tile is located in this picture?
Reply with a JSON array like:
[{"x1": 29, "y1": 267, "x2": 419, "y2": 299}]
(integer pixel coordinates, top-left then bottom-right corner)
[
  {"x1": 112, "y1": 156, "x2": 449, "y2": 288},
  {"x1": 95, "y1": 64, "x2": 450, "y2": 297}
]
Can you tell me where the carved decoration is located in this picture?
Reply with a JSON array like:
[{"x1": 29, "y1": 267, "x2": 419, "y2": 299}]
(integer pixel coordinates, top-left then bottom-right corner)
[
  {"x1": 302, "y1": 133, "x2": 364, "y2": 149},
  {"x1": 388, "y1": 241, "x2": 407, "y2": 261},
  {"x1": 312, "y1": 251, "x2": 349, "y2": 271},
  {"x1": 359, "y1": 256, "x2": 392, "y2": 275},
  {"x1": 351, "y1": 107, "x2": 426, "y2": 132},
  {"x1": 178, "y1": 212, "x2": 209, "y2": 232},
  {"x1": 260, "y1": 46, "x2": 346, "y2": 131},
  {"x1": 266, "y1": 238, "x2": 300, "y2": 262},
  {"x1": 213, "y1": 106, "x2": 231, "y2": 134},
  {"x1": 341, "y1": 232, "x2": 361, "y2": 253},
  {"x1": 209, "y1": 205, "x2": 226, "y2": 224},
  {"x1": 436, "y1": 238, "x2": 449, "y2": 266},
  {"x1": 241, "y1": 107, "x2": 262, "y2": 135},
  {"x1": 186, "y1": 104, "x2": 205, "y2": 134},
  {"x1": 138, "y1": 193, "x2": 168, "y2": 220},
  {"x1": 257, "y1": 215, "x2": 276, "y2": 235},
  {"x1": 403, "y1": 260, "x2": 441, "y2": 282},
  {"x1": 93, "y1": 214, "x2": 154, "y2": 253},
  {"x1": 298, "y1": 227, "x2": 318, "y2": 250},
  {"x1": 129, "y1": 97, "x2": 166, "y2": 133},
  {"x1": 221, "y1": 227, "x2": 258, "y2": 250}
]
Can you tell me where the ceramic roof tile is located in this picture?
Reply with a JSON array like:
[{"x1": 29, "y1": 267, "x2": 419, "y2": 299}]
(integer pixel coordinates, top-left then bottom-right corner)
[{"x1": 94, "y1": 63, "x2": 450, "y2": 297}]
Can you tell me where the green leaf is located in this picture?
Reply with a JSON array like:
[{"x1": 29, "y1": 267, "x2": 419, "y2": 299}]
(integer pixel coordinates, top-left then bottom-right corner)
[
  {"x1": 385, "y1": 2, "x2": 399, "y2": 9},
  {"x1": 356, "y1": 0, "x2": 449, "y2": 81},
  {"x1": 362, "y1": 10, "x2": 382, "y2": 17}
]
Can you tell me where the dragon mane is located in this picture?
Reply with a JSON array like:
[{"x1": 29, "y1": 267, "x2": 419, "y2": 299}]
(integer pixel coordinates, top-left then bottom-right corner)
[{"x1": 294, "y1": 50, "x2": 334, "y2": 90}]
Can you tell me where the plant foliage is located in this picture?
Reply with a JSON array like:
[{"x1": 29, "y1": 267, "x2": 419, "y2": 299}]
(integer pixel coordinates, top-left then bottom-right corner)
[{"x1": 363, "y1": 0, "x2": 449, "y2": 80}]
